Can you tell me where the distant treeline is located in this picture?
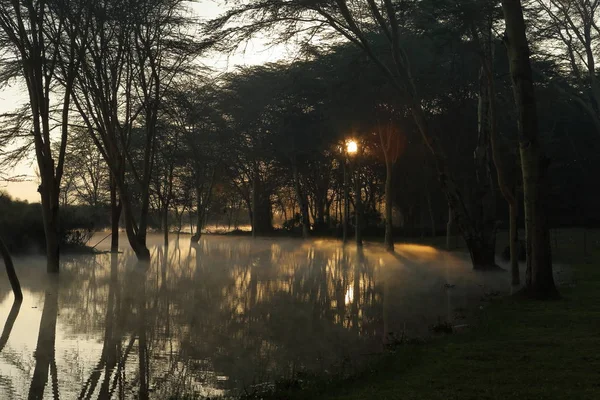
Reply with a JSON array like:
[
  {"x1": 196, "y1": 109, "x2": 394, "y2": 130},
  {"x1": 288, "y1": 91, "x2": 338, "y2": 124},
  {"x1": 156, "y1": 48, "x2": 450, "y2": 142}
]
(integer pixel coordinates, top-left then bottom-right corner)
[{"x1": 0, "y1": 192, "x2": 108, "y2": 254}]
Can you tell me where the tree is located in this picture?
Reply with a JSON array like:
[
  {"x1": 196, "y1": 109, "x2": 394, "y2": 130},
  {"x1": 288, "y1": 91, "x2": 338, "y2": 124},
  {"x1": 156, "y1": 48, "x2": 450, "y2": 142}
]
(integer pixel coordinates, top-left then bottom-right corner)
[
  {"x1": 207, "y1": 0, "x2": 504, "y2": 268},
  {"x1": 377, "y1": 118, "x2": 403, "y2": 252},
  {"x1": 164, "y1": 81, "x2": 224, "y2": 242},
  {"x1": 60, "y1": 128, "x2": 110, "y2": 208},
  {"x1": 151, "y1": 121, "x2": 181, "y2": 246},
  {"x1": 529, "y1": 0, "x2": 600, "y2": 135},
  {"x1": 71, "y1": 0, "x2": 200, "y2": 259},
  {"x1": 501, "y1": 0, "x2": 558, "y2": 298},
  {"x1": 0, "y1": 235, "x2": 22, "y2": 301},
  {"x1": 0, "y1": 0, "x2": 87, "y2": 272}
]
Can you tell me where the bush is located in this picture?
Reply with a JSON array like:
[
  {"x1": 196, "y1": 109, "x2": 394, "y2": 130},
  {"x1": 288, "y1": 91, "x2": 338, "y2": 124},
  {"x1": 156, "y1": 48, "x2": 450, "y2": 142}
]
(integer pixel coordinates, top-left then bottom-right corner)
[
  {"x1": 283, "y1": 213, "x2": 302, "y2": 232},
  {"x1": 0, "y1": 192, "x2": 104, "y2": 254}
]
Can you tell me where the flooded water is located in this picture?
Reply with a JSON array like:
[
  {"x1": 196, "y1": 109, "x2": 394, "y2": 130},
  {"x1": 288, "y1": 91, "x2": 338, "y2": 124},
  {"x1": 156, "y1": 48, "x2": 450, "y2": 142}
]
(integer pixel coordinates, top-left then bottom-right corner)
[{"x1": 1, "y1": 234, "x2": 515, "y2": 399}]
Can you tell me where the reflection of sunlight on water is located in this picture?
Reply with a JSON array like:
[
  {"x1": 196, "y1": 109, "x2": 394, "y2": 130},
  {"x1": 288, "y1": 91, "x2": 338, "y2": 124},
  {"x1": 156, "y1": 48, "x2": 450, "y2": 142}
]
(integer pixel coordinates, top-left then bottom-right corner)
[
  {"x1": 0, "y1": 234, "x2": 513, "y2": 399},
  {"x1": 344, "y1": 286, "x2": 354, "y2": 305}
]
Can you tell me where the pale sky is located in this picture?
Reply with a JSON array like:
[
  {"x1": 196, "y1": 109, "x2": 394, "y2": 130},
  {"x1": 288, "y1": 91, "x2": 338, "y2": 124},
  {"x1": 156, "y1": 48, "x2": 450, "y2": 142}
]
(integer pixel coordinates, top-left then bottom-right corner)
[{"x1": 0, "y1": 0, "x2": 297, "y2": 203}]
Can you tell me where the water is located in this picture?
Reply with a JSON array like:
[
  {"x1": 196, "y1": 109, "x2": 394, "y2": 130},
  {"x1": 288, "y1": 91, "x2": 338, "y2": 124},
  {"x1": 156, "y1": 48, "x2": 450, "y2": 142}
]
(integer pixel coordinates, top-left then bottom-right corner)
[{"x1": 0, "y1": 234, "x2": 514, "y2": 399}]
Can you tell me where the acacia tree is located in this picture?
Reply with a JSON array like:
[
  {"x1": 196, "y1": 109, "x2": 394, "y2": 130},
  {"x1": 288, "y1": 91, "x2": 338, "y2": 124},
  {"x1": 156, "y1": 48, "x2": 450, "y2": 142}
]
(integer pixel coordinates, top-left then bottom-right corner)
[
  {"x1": 471, "y1": 7, "x2": 521, "y2": 284},
  {"x1": 442, "y1": 0, "x2": 522, "y2": 282},
  {"x1": 61, "y1": 128, "x2": 110, "y2": 208},
  {"x1": 377, "y1": 118, "x2": 403, "y2": 252},
  {"x1": 501, "y1": 0, "x2": 558, "y2": 298},
  {"x1": 0, "y1": 0, "x2": 87, "y2": 272},
  {"x1": 219, "y1": 67, "x2": 285, "y2": 236},
  {"x1": 71, "y1": 0, "x2": 199, "y2": 259},
  {"x1": 529, "y1": 0, "x2": 600, "y2": 135},
  {"x1": 165, "y1": 82, "x2": 223, "y2": 242},
  {"x1": 207, "y1": 0, "x2": 502, "y2": 268}
]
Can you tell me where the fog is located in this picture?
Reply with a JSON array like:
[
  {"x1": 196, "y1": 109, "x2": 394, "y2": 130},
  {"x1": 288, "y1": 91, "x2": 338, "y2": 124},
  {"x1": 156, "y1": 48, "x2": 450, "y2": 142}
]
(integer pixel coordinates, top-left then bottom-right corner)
[{"x1": 1, "y1": 234, "x2": 520, "y2": 399}]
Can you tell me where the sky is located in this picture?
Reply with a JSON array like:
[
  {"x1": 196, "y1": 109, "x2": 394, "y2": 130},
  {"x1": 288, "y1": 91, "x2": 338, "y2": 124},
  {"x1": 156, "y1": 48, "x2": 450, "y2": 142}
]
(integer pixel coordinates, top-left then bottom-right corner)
[{"x1": 0, "y1": 0, "x2": 297, "y2": 203}]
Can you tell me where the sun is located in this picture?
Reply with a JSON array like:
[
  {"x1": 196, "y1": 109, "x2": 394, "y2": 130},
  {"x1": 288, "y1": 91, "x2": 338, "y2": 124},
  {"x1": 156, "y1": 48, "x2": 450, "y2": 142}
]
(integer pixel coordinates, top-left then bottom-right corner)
[{"x1": 346, "y1": 140, "x2": 358, "y2": 154}]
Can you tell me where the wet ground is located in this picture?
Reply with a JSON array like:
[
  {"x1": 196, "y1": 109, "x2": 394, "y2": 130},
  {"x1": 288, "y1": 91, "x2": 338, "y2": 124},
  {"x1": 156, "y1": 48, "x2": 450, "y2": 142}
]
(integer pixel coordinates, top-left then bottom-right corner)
[{"x1": 0, "y1": 234, "x2": 518, "y2": 399}]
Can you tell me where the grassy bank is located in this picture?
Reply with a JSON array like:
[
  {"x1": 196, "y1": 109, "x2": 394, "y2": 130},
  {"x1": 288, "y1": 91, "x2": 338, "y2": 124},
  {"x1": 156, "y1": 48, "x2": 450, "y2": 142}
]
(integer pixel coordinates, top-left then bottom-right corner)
[{"x1": 260, "y1": 251, "x2": 599, "y2": 400}]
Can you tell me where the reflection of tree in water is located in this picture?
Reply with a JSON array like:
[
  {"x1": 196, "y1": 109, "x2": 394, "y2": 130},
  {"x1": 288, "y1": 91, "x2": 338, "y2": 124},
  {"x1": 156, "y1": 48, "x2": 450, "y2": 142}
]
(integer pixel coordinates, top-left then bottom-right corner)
[
  {"x1": 0, "y1": 238, "x2": 509, "y2": 398},
  {"x1": 77, "y1": 253, "x2": 134, "y2": 399},
  {"x1": 28, "y1": 277, "x2": 59, "y2": 400},
  {"x1": 0, "y1": 300, "x2": 21, "y2": 354},
  {"x1": 10, "y1": 239, "x2": 479, "y2": 398},
  {"x1": 168, "y1": 239, "x2": 384, "y2": 394}
]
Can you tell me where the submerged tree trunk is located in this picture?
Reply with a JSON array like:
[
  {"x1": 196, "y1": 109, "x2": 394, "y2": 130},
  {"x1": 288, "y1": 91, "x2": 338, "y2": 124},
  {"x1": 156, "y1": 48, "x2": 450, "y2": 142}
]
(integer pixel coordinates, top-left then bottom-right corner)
[
  {"x1": 292, "y1": 162, "x2": 310, "y2": 238},
  {"x1": 39, "y1": 177, "x2": 60, "y2": 273},
  {"x1": 501, "y1": 0, "x2": 558, "y2": 298},
  {"x1": 0, "y1": 237, "x2": 22, "y2": 301},
  {"x1": 343, "y1": 159, "x2": 349, "y2": 244},
  {"x1": 192, "y1": 186, "x2": 204, "y2": 242},
  {"x1": 354, "y1": 165, "x2": 363, "y2": 247},
  {"x1": 119, "y1": 188, "x2": 151, "y2": 261},
  {"x1": 110, "y1": 176, "x2": 121, "y2": 253},
  {"x1": 251, "y1": 164, "x2": 273, "y2": 237},
  {"x1": 162, "y1": 205, "x2": 169, "y2": 247},
  {"x1": 191, "y1": 169, "x2": 216, "y2": 242}
]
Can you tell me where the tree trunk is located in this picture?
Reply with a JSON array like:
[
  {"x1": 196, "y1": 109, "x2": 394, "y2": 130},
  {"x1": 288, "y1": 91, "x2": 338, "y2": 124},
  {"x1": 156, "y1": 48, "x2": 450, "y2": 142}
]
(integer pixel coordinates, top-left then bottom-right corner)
[
  {"x1": 137, "y1": 185, "x2": 151, "y2": 249},
  {"x1": 252, "y1": 164, "x2": 259, "y2": 238},
  {"x1": 410, "y1": 104, "x2": 496, "y2": 268},
  {"x1": 42, "y1": 199, "x2": 60, "y2": 274},
  {"x1": 110, "y1": 176, "x2": 121, "y2": 253},
  {"x1": 476, "y1": 20, "x2": 521, "y2": 283},
  {"x1": 427, "y1": 192, "x2": 436, "y2": 237},
  {"x1": 38, "y1": 173, "x2": 60, "y2": 273},
  {"x1": 251, "y1": 165, "x2": 273, "y2": 236},
  {"x1": 120, "y1": 189, "x2": 150, "y2": 261},
  {"x1": 315, "y1": 198, "x2": 326, "y2": 233},
  {"x1": 292, "y1": 163, "x2": 310, "y2": 238},
  {"x1": 192, "y1": 186, "x2": 203, "y2": 242},
  {"x1": 509, "y1": 201, "x2": 519, "y2": 285},
  {"x1": 467, "y1": 235, "x2": 497, "y2": 268},
  {"x1": 192, "y1": 169, "x2": 217, "y2": 243},
  {"x1": 0, "y1": 236, "x2": 22, "y2": 301},
  {"x1": 501, "y1": 0, "x2": 558, "y2": 299},
  {"x1": 354, "y1": 165, "x2": 363, "y2": 247},
  {"x1": 163, "y1": 205, "x2": 169, "y2": 247},
  {"x1": 384, "y1": 157, "x2": 394, "y2": 252},
  {"x1": 472, "y1": 54, "x2": 498, "y2": 269},
  {"x1": 343, "y1": 159, "x2": 349, "y2": 244},
  {"x1": 446, "y1": 205, "x2": 453, "y2": 250}
]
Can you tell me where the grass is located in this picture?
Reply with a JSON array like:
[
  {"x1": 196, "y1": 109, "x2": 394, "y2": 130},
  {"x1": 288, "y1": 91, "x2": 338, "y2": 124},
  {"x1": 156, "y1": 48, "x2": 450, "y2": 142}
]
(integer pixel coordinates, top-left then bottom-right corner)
[{"x1": 253, "y1": 247, "x2": 600, "y2": 400}]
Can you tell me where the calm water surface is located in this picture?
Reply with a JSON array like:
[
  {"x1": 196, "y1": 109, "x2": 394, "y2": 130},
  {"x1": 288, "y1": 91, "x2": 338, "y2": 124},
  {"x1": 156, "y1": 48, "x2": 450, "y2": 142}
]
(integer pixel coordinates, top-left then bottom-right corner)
[{"x1": 1, "y1": 234, "x2": 515, "y2": 399}]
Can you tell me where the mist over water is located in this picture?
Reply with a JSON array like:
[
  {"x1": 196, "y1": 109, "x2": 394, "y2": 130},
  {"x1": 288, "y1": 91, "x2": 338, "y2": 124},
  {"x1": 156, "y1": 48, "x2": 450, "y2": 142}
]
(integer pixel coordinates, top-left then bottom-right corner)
[{"x1": 0, "y1": 234, "x2": 514, "y2": 399}]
